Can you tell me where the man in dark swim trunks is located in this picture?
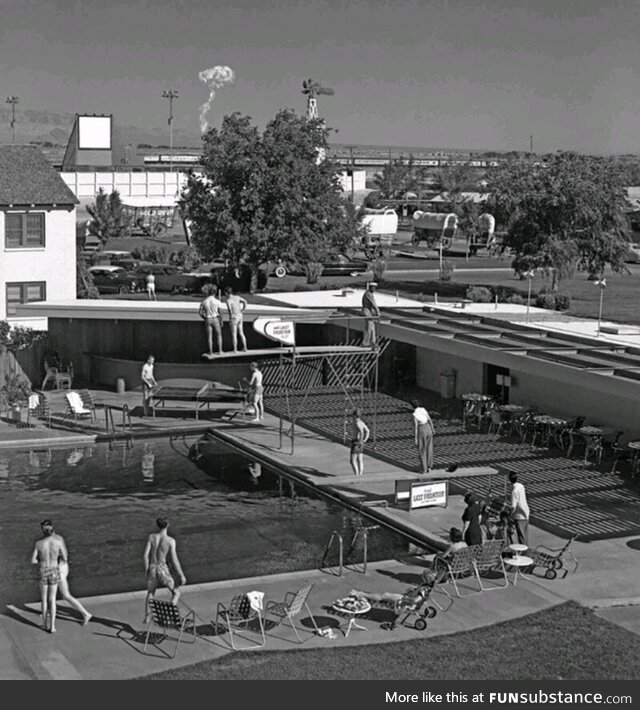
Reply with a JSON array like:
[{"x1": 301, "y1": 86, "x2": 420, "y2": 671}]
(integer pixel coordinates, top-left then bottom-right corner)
[
  {"x1": 143, "y1": 517, "x2": 187, "y2": 623},
  {"x1": 350, "y1": 408, "x2": 370, "y2": 477},
  {"x1": 31, "y1": 519, "x2": 65, "y2": 633}
]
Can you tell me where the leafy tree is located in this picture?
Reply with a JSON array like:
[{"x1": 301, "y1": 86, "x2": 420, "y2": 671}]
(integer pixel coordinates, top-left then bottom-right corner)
[
  {"x1": 373, "y1": 155, "x2": 422, "y2": 199},
  {"x1": 86, "y1": 189, "x2": 131, "y2": 247},
  {"x1": 76, "y1": 254, "x2": 99, "y2": 299},
  {"x1": 180, "y1": 109, "x2": 356, "y2": 292},
  {"x1": 488, "y1": 152, "x2": 630, "y2": 289}
]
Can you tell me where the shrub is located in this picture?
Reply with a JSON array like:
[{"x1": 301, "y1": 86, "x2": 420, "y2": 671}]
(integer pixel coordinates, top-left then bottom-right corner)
[
  {"x1": 495, "y1": 285, "x2": 517, "y2": 302},
  {"x1": 466, "y1": 286, "x2": 492, "y2": 303},
  {"x1": 293, "y1": 284, "x2": 314, "y2": 292},
  {"x1": 305, "y1": 262, "x2": 324, "y2": 284},
  {"x1": 555, "y1": 291, "x2": 571, "y2": 310},
  {"x1": 439, "y1": 259, "x2": 455, "y2": 282},
  {"x1": 507, "y1": 294, "x2": 525, "y2": 305},
  {"x1": 535, "y1": 292, "x2": 557, "y2": 310},
  {"x1": 372, "y1": 257, "x2": 387, "y2": 281}
]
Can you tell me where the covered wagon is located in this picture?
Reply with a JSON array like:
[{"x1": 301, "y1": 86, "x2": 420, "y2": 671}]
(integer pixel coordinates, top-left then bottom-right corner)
[
  {"x1": 359, "y1": 208, "x2": 398, "y2": 259},
  {"x1": 411, "y1": 211, "x2": 458, "y2": 249}
]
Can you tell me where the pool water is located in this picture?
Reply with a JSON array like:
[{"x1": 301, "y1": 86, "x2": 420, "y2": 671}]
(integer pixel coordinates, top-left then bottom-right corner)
[{"x1": 0, "y1": 434, "x2": 409, "y2": 607}]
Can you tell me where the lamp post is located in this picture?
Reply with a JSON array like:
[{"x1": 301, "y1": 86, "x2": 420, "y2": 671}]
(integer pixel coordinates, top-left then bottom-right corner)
[
  {"x1": 349, "y1": 145, "x2": 355, "y2": 202},
  {"x1": 6, "y1": 96, "x2": 18, "y2": 143},
  {"x1": 162, "y1": 89, "x2": 179, "y2": 171},
  {"x1": 524, "y1": 269, "x2": 535, "y2": 323},
  {"x1": 595, "y1": 277, "x2": 606, "y2": 337}
]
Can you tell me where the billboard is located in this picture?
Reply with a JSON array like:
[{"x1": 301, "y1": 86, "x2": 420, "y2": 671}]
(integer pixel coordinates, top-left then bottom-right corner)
[{"x1": 78, "y1": 115, "x2": 112, "y2": 149}]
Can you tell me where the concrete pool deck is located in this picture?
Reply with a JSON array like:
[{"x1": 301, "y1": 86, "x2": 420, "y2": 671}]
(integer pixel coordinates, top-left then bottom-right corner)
[{"x1": 2, "y1": 396, "x2": 640, "y2": 678}]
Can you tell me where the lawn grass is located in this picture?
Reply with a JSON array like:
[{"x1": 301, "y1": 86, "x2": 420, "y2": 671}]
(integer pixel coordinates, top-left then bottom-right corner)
[{"x1": 139, "y1": 601, "x2": 640, "y2": 680}]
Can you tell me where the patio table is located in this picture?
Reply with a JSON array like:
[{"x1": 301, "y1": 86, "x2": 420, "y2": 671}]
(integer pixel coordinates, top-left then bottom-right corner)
[
  {"x1": 461, "y1": 393, "x2": 493, "y2": 429},
  {"x1": 533, "y1": 415, "x2": 569, "y2": 449}
]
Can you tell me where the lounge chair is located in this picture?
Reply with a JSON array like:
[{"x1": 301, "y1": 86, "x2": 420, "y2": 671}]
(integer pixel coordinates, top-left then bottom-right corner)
[
  {"x1": 41, "y1": 359, "x2": 73, "y2": 391},
  {"x1": 215, "y1": 593, "x2": 266, "y2": 651},
  {"x1": 472, "y1": 539, "x2": 509, "y2": 591},
  {"x1": 433, "y1": 546, "x2": 478, "y2": 598},
  {"x1": 265, "y1": 581, "x2": 319, "y2": 643},
  {"x1": 65, "y1": 391, "x2": 95, "y2": 425},
  {"x1": 143, "y1": 599, "x2": 196, "y2": 658}
]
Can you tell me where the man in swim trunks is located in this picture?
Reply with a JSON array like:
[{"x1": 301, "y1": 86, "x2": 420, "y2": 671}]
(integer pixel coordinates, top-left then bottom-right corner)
[
  {"x1": 31, "y1": 519, "x2": 65, "y2": 633},
  {"x1": 143, "y1": 517, "x2": 187, "y2": 623},
  {"x1": 248, "y1": 361, "x2": 264, "y2": 422},
  {"x1": 350, "y1": 408, "x2": 370, "y2": 477},
  {"x1": 225, "y1": 287, "x2": 248, "y2": 353},
  {"x1": 199, "y1": 284, "x2": 224, "y2": 356}
]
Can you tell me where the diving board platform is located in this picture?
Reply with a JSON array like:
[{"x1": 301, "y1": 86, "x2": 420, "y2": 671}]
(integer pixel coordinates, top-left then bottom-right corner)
[{"x1": 202, "y1": 345, "x2": 376, "y2": 360}]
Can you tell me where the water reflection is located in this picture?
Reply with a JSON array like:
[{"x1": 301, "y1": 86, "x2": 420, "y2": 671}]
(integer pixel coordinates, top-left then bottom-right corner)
[
  {"x1": 29, "y1": 449, "x2": 52, "y2": 469},
  {"x1": 248, "y1": 462, "x2": 261, "y2": 486},
  {"x1": 142, "y1": 443, "x2": 155, "y2": 483},
  {"x1": 0, "y1": 459, "x2": 8, "y2": 479}
]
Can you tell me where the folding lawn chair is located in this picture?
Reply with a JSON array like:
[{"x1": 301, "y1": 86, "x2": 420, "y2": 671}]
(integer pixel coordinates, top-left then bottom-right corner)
[{"x1": 143, "y1": 599, "x2": 196, "y2": 658}]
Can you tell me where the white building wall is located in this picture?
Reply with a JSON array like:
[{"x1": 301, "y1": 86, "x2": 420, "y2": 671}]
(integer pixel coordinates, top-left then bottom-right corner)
[
  {"x1": 60, "y1": 171, "x2": 190, "y2": 200},
  {"x1": 337, "y1": 170, "x2": 367, "y2": 193},
  {"x1": 0, "y1": 208, "x2": 77, "y2": 329}
]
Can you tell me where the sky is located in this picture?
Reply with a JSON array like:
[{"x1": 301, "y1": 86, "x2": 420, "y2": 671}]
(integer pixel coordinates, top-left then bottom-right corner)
[{"x1": 1, "y1": 0, "x2": 640, "y2": 154}]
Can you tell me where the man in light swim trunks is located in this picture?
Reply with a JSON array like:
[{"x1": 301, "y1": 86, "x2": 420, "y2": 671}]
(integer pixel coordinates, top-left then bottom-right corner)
[
  {"x1": 31, "y1": 519, "x2": 65, "y2": 633},
  {"x1": 247, "y1": 361, "x2": 264, "y2": 422},
  {"x1": 225, "y1": 287, "x2": 248, "y2": 353},
  {"x1": 143, "y1": 517, "x2": 187, "y2": 623},
  {"x1": 199, "y1": 284, "x2": 224, "y2": 356},
  {"x1": 350, "y1": 408, "x2": 370, "y2": 477}
]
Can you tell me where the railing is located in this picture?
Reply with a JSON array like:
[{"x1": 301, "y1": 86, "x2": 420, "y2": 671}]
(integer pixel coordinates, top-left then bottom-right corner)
[
  {"x1": 348, "y1": 524, "x2": 379, "y2": 575},
  {"x1": 104, "y1": 403, "x2": 134, "y2": 442},
  {"x1": 320, "y1": 531, "x2": 344, "y2": 577}
]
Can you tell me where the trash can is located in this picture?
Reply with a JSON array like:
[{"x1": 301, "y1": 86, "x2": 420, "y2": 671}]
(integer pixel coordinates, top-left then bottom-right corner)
[
  {"x1": 116, "y1": 378, "x2": 126, "y2": 394},
  {"x1": 439, "y1": 369, "x2": 456, "y2": 399}
]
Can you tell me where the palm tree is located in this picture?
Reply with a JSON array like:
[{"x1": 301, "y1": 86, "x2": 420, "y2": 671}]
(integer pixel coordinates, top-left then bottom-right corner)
[{"x1": 302, "y1": 78, "x2": 334, "y2": 121}]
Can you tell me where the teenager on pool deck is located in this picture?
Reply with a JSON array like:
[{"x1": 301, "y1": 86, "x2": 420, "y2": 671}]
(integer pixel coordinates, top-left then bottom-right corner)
[
  {"x1": 31, "y1": 520, "x2": 65, "y2": 633},
  {"x1": 248, "y1": 361, "x2": 264, "y2": 422},
  {"x1": 509, "y1": 471, "x2": 530, "y2": 546},
  {"x1": 141, "y1": 355, "x2": 158, "y2": 417},
  {"x1": 411, "y1": 399, "x2": 435, "y2": 474},
  {"x1": 143, "y1": 517, "x2": 187, "y2": 623},
  {"x1": 350, "y1": 408, "x2": 370, "y2": 477},
  {"x1": 199, "y1": 284, "x2": 224, "y2": 356}
]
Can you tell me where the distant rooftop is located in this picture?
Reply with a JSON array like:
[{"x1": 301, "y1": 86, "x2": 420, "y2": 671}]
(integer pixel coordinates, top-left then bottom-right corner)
[{"x1": 0, "y1": 145, "x2": 78, "y2": 206}]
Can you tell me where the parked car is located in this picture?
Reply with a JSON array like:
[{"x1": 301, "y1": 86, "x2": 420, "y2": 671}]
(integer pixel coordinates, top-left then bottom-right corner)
[
  {"x1": 274, "y1": 254, "x2": 369, "y2": 278},
  {"x1": 209, "y1": 265, "x2": 268, "y2": 292},
  {"x1": 134, "y1": 263, "x2": 202, "y2": 293},
  {"x1": 624, "y1": 242, "x2": 640, "y2": 263},
  {"x1": 110, "y1": 258, "x2": 153, "y2": 272},
  {"x1": 88, "y1": 265, "x2": 139, "y2": 295}
]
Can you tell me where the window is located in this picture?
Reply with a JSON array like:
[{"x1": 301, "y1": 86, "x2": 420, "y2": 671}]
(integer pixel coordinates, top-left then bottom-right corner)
[
  {"x1": 6, "y1": 282, "x2": 46, "y2": 317},
  {"x1": 5, "y1": 212, "x2": 45, "y2": 248}
]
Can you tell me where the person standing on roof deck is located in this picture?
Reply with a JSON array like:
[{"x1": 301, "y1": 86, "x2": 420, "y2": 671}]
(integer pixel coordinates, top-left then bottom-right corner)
[
  {"x1": 412, "y1": 399, "x2": 434, "y2": 474},
  {"x1": 146, "y1": 272, "x2": 156, "y2": 301},
  {"x1": 350, "y1": 408, "x2": 370, "y2": 477},
  {"x1": 199, "y1": 284, "x2": 224, "y2": 356},
  {"x1": 361, "y1": 282, "x2": 380, "y2": 347},
  {"x1": 509, "y1": 471, "x2": 530, "y2": 547},
  {"x1": 225, "y1": 287, "x2": 248, "y2": 353},
  {"x1": 141, "y1": 355, "x2": 157, "y2": 417}
]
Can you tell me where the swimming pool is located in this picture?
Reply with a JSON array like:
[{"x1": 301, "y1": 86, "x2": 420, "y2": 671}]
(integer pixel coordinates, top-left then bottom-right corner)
[{"x1": 0, "y1": 434, "x2": 409, "y2": 607}]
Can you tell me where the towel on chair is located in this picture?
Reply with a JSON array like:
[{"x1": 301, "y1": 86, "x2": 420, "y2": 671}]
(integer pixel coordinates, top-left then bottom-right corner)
[
  {"x1": 28, "y1": 394, "x2": 40, "y2": 410},
  {"x1": 246, "y1": 591, "x2": 265, "y2": 612}
]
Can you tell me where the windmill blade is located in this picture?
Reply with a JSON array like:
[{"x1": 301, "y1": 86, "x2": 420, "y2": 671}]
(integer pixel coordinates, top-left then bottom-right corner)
[{"x1": 317, "y1": 87, "x2": 335, "y2": 96}]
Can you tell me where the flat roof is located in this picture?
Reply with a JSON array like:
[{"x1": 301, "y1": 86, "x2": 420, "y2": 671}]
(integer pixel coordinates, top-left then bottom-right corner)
[
  {"x1": 15, "y1": 299, "x2": 338, "y2": 323},
  {"x1": 259, "y1": 288, "x2": 425, "y2": 310}
]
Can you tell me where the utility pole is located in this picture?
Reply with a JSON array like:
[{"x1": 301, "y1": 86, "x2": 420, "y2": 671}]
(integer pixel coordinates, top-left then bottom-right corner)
[
  {"x1": 6, "y1": 96, "x2": 18, "y2": 143},
  {"x1": 162, "y1": 89, "x2": 179, "y2": 171},
  {"x1": 349, "y1": 145, "x2": 355, "y2": 202}
]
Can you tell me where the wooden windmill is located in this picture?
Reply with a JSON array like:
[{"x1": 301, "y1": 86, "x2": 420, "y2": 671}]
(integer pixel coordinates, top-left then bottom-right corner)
[{"x1": 302, "y1": 78, "x2": 334, "y2": 121}]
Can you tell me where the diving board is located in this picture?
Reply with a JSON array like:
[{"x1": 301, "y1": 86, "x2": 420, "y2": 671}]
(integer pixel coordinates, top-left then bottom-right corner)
[{"x1": 201, "y1": 345, "x2": 376, "y2": 360}]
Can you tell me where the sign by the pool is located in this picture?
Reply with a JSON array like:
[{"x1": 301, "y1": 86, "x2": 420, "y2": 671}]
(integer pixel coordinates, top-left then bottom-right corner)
[
  {"x1": 409, "y1": 480, "x2": 448, "y2": 510},
  {"x1": 253, "y1": 318, "x2": 296, "y2": 346}
]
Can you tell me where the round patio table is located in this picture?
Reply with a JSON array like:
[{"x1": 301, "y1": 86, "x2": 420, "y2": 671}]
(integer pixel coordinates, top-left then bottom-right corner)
[
  {"x1": 504, "y1": 555, "x2": 533, "y2": 585},
  {"x1": 331, "y1": 599, "x2": 371, "y2": 638},
  {"x1": 533, "y1": 415, "x2": 568, "y2": 449}
]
